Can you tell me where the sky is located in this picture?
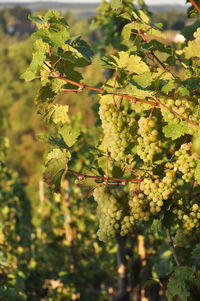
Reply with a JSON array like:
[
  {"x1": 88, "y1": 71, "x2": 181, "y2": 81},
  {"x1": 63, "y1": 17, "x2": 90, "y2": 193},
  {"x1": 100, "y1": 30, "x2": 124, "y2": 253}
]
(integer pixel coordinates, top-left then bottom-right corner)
[{"x1": 0, "y1": 0, "x2": 187, "y2": 5}]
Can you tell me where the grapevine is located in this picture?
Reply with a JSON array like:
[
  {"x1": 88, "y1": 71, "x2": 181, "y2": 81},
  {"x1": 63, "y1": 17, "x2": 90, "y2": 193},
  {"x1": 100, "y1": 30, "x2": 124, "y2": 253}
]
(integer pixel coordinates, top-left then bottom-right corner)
[{"x1": 21, "y1": 1, "x2": 200, "y2": 300}]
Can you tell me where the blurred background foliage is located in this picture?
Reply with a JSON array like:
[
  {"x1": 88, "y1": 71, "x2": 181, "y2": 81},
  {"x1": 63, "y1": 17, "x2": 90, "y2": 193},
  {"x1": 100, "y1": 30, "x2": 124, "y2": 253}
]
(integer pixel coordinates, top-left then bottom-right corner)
[{"x1": 0, "y1": 2, "x2": 199, "y2": 300}]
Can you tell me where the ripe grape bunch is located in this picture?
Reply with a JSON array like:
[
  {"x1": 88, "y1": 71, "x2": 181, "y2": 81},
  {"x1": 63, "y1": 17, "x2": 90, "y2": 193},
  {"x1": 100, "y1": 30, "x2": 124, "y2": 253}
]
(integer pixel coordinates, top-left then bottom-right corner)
[
  {"x1": 93, "y1": 186, "x2": 127, "y2": 241},
  {"x1": 99, "y1": 103, "x2": 135, "y2": 162},
  {"x1": 160, "y1": 97, "x2": 196, "y2": 124},
  {"x1": 174, "y1": 143, "x2": 198, "y2": 182},
  {"x1": 173, "y1": 201, "x2": 200, "y2": 232},
  {"x1": 136, "y1": 116, "x2": 160, "y2": 162}
]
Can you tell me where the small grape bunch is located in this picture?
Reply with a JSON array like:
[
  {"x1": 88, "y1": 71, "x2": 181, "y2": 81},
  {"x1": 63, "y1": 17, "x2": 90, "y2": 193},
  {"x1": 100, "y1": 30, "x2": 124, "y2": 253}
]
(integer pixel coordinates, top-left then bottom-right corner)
[
  {"x1": 99, "y1": 103, "x2": 135, "y2": 162},
  {"x1": 160, "y1": 97, "x2": 195, "y2": 125},
  {"x1": 136, "y1": 116, "x2": 160, "y2": 162},
  {"x1": 174, "y1": 143, "x2": 198, "y2": 182},
  {"x1": 120, "y1": 215, "x2": 135, "y2": 236},
  {"x1": 182, "y1": 203, "x2": 200, "y2": 231},
  {"x1": 120, "y1": 192, "x2": 151, "y2": 236},
  {"x1": 139, "y1": 168, "x2": 175, "y2": 215},
  {"x1": 130, "y1": 193, "x2": 150, "y2": 219}
]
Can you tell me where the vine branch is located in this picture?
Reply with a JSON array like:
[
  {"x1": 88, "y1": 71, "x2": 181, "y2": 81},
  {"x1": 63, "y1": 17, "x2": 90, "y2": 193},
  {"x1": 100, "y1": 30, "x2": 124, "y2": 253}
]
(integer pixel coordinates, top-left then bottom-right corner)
[
  {"x1": 58, "y1": 75, "x2": 157, "y2": 106},
  {"x1": 188, "y1": 0, "x2": 200, "y2": 12},
  {"x1": 67, "y1": 168, "x2": 142, "y2": 184},
  {"x1": 166, "y1": 229, "x2": 181, "y2": 267},
  {"x1": 58, "y1": 75, "x2": 197, "y2": 126},
  {"x1": 153, "y1": 97, "x2": 197, "y2": 126}
]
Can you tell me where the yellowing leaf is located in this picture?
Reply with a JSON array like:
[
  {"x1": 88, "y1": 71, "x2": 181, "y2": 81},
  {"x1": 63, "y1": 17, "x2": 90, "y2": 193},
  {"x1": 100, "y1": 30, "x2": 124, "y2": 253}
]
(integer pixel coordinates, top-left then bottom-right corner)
[
  {"x1": 59, "y1": 125, "x2": 80, "y2": 147},
  {"x1": 183, "y1": 28, "x2": 200, "y2": 59}
]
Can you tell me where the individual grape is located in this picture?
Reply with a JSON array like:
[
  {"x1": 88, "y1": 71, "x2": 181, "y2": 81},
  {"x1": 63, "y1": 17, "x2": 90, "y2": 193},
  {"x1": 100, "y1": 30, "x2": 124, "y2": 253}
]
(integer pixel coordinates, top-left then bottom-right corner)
[
  {"x1": 136, "y1": 116, "x2": 160, "y2": 162},
  {"x1": 174, "y1": 143, "x2": 198, "y2": 182},
  {"x1": 99, "y1": 103, "x2": 136, "y2": 162}
]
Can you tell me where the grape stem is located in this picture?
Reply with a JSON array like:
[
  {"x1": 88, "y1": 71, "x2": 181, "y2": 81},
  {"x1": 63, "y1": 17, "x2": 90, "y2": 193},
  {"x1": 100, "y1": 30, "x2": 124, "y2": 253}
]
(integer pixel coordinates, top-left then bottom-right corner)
[
  {"x1": 59, "y1": 76, "x2": 156, "y2": 106},
  {"x1": 67, "y1": 168, "x2": 142, "y2": 183},
  {"x1": 51, "y1": 74, "x2": 198, "y2": 126},
  {"x1": 166, "y1": 229, "x2": 181, "y2": 267}
]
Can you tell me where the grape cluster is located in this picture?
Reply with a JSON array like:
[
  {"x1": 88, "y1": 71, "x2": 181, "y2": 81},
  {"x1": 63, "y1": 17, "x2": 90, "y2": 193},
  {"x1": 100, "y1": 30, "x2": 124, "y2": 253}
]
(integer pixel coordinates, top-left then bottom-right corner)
[
  {"x1": 160, "y1": 97, "x2": 195, "y2": 124},
  {"x1": 119, "y1": 168, "x2": 176, "y2": 236},
  {"x1": 139, "y1": 168, "x2": 175, "y2": 215},
  {"x1": 182, "y1": 203, "x2": 200, "y2": 231},
  {"x1": 99, "y1": 103, "x2": 135, "y2": 162},
  {"x1": 174, "y1": 143, "x2": 198, "y2": 182},
  {"x1": 120, "y1": 215, "x2": 135, "y2": 236},
  {"x1": 173, "y1": 202, "x2": 200, "y2": 232},
  {"x1": 136, "y1": 117, "x2": 160, "y2": 162},
  {"x1": 93, "y1": 186, "x2": 126, "y2": 241}
]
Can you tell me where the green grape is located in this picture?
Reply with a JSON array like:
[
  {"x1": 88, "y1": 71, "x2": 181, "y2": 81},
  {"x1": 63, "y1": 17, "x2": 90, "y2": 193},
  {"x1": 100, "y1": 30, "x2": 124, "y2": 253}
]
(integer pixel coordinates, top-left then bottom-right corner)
[
  {"x1": 99, "y1": 103, "x2": 136, "y2": 162},
  {"x1": 174, "y1": 143, "x2": 198, "y2": 182},
  {"x1": 136, "y1": 116, "x2": 160, "y2": 162}
]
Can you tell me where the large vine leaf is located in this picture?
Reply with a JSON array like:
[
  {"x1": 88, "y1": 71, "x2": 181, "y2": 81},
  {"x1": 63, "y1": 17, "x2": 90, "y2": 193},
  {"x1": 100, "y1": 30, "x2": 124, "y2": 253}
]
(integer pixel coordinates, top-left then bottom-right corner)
[
  {"x1": 39, "y1": 104, "x2": 69, "y2": 125},
  {"x1": 183, "y1": 28, "x2": 200, "y2": 59},
  {"x1": 104, "y1": 84, "x2": 154, "y2": 98},
  {"x1": 31, "y1": 11, "x2": 70, "y2": 49},
  {"x1": 166, "y1": 266, "x2": 194, "y2": 301},
  {"x1": 104, "y1": 51, "x2": 149, "y2": 74},
  {"x1": 21, "y1": 39, "x2": 49, "y2": 81},
  {"x1": 194, "y1": 160, "x2": 200, "y2": 184},
  {"x1": 44, "y1": 149, "x2": 70, "y2": 192},
  {"x1": 59, "y1": 125, "x2": 80, "y2": 147},
  {"x1": 163, "y1": 122, "x2": 188, "y2": 140}
]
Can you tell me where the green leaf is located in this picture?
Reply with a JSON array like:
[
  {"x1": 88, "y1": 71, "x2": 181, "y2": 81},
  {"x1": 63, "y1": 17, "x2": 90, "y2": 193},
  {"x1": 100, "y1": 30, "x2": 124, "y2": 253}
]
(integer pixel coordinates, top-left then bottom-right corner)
[
  {"x1": 122, "y1": 21, "x2": 165, "y2": 43},
  {"x1": 143, "y1": 39, "x2": 171, "y2": 54},
  {"x1": 191, "y1": 244, "x2": 200, "y2": 264},
  {"x1": 37, "y1": 134, "x2": 67, "y2": 149},
  {"x1": 59, "y1": 125, "x2": 80, "y2": 147},
  {"x1": 161, "y1": 79, "x2": 175, "y2": 94},
  {"x1": 194, "y1": 161, "x2": 200, "y2": 184},
  {"x1": 21, "y1": 39, "x2": 49, "y2": 81},
  {"x1": 177, "y1": 86, "x2": 190, "y2": 97},
  {"x1": 51, "y1": 105, "x2": 70, "y2": 125},
  {"x1": 39, "y1": 104, "x2": 69, "y2": 125},
  {"x1": 122, "y1": 23, "x2": 136, "y2": 43},
  {"x1": 138, "y1": 9, "x2": 150, "y2": 23},
  {"x1": 44, "y1": 149, "x2": 69, "y2": 192},
  {"x1": 183, "y1": 28, "x2": 200, "y2": 59},
  {"x1": 166, "y1": 266, "x2": 194, "y2": 301},
  {"x1": 182, "y1": 20, "x2": 200, "y2": 41},
  {"x1": 110, "y1": 0, "x2": 122, "y2": 10},
  {"x1": 192, "y1": 129, "x2": 200, "y2": 155},
  {"x1": 106, "y1": 51, "x2": 149, "y2": 74},
  {"x1": 132, "y1": 72, "x2": 152, "y2": 88},
  {"x1": 31, "y1": 11, "x2": 69, "y2": 48},
  {"x1": 107, "y1": 84, "x2": 154, "y2": 98},
  {"x1": 28, "y1": 15, "x2": 43, "y2": 25},
  {"x1": 152, "y1": 258, "x2": 173, "y2": 278},
  {"x1": 35, "y1": 85, "x2": 56, "y2": 104},
  {"x1": 63, "y1": 36, "x2": 93, "y2": 66},
  {"x1": 163, "y1": 122, "x2": 188, "y2": 140}
]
